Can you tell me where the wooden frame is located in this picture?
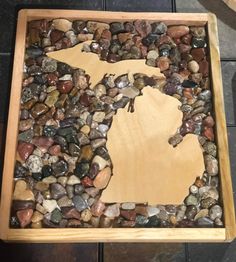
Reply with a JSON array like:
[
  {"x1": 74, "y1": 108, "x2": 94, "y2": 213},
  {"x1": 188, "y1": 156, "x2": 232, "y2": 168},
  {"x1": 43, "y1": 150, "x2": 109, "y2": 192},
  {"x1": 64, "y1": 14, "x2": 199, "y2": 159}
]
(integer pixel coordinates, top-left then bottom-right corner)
[{"x1": 0, "y1": 9, "x2": 235, "y2": 242}]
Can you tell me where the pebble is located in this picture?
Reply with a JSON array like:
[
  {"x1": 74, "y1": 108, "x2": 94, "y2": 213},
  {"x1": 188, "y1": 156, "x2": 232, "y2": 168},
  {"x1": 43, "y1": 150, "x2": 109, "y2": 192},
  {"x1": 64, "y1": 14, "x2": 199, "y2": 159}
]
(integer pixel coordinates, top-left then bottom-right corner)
[
  {"x1": 42, "y1": 175, "x2": 57, "y2": 184},
  {"x1": 147, "y1": 206, "x2": 160, "y2": 217},
  {"x1": 31, "y1": 211, "x2": 44, "y2": 223},
  {"x1": 52, "y1": 160, "x2": 68, "y2": 177},
  {"x1": 185, "y1": 194, "x2": 198, "y2": 206},
  {"x1": 50, "y1": 183, "x2": 67, "y2": 200},
  {"x1": 35, "y1": 181, "x2": 49, "y2": 192},
  {"x1": 104, "y1": 203, "x2": 120, "y2": 218},
  {"x1": 121, "y1": 202, "x2": 136, "y2": 210},
  {"x1": 119, "y1": 86, "x2": 140, "y2": 99},
  {"x1": 16, "y1": 208, "x2": 33, "y2": 228},
  {"x1": 203, "y1": 142, "x2": 217, "y2": 157},
  {"x1": 92, "y1": 155, "x2": 108, "y2": 170},
  {"x1": 168, "y1": 133, "x2": 183, "y2": 147},
  {"x1": 81, "y1": 209, "x2": 92, "y2": 222},
  {"x1": 57, "y1": 196, "x2": 72, "y2": 207},
  {"x1": 201, "y1": 197, "x2": 216, "y2": 209},
  {"x1": 51, "y1": 208, "x2": 62, "y2": 224},
  {"x1": 188, "y1": 60, "x2": 199, "y2": 73},
  {"x1": 93, "y1": 167, "x2": 111, "y2": 189},
  {"x1": 42, "y1": 199, "x2": 58, "y2": 213},
  {"x1": 196, "y1": 217, "x2": 214, "y2": 227},
  {"x1": 87, "y1": 21, "x2": 109, "y2": 34},
  {"x1": 190, "y1": 185, "x2": 199, "y2": 194},
  {"x1": 156, "y1": 56, "x2": 170, "y2": 72},
  {"x1": 93, "y1": 112, "x2": 105, "y2": 122},
  {"x1": 91, "y1": 200, "x2": 106, "y2": 216},
  {"x1": 67, "y1": 175, "x2": 81, "y2": 185},
  {"x1": 152, "y1": 22, "x2": 167, "y2": 34},
  {"x1": 209, "y1": 205, "x2": 222, "y2": 220},
  {"x1": 17, "y1": 142, "x2": 34, "y2": 161},
  {"x1": 167, "y1": 25, "x2": 189, "y2": 38},
  {"x1": 52, "y1": 19, "x2": 72, "y2": 32},
  {"x1": 18, "y1": 129, "x2": 34, "y2": 143},
  {"x1": 31, "y1": 102, "x2": 49, "y2": 118},
  {"x1": 147, "y1": 50, "x2": 159, "y2": 60},
  {"x1": 194, "y1": 209, "x2": 209, "y2": 221},
  {"x1": 185, "y1": 205, "x2": 197, "y2": 220},
  {"x1": 45, "y1": 90, "x2": 60, "y2": 107},
  {"x1": 204, "y1": 155, "x2": 218, "y2": 176},
  {"x1": 73, "y1": 195, "x2": 88, "y2": 212}
]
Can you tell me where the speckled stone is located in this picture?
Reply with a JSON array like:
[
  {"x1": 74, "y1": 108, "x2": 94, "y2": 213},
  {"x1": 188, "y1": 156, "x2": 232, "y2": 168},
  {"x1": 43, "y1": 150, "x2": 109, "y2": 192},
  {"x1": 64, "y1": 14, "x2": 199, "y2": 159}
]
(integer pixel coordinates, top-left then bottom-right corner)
[{"x1": 42, "y1": 199, "x2": 58, "y2": 213}]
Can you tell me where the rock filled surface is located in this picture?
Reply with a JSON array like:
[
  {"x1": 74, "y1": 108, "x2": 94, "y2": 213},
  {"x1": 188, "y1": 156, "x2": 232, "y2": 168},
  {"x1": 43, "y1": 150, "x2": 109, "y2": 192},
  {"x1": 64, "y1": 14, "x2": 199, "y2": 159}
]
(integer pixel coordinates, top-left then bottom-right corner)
[{"x1": 10, "y1": 18, "x2": 223, "y2": 229}]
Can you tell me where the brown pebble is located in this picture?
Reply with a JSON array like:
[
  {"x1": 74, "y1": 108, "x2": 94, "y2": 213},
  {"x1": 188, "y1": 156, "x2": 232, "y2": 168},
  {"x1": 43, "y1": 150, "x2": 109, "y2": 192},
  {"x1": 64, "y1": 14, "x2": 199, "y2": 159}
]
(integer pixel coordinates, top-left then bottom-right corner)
[
  {"x1": 199, "y1": 60, "x2": 209, "y2": 77},
  {"x1": 156, "y1": 57, "x2": 170, "y2": 72},
  {"x1": 93, "y1": 167, "x2": 111, "y2": 189},
  {"x1": 191, "y1": 48, "x2": 205, "y2": 62},
  {"x1": 167, "y1": 25, "x2": 189, "y2": 38}
]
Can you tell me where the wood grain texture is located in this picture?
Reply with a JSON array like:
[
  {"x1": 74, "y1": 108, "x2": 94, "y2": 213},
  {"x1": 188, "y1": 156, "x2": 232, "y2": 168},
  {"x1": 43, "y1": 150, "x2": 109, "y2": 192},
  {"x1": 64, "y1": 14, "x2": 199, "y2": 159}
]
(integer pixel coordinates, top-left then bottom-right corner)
[
  {"x1": 0, "y1": 9, "x2": 233, "y2": 242},
  {"x1": 5, "y1": 228, "x2": 225, "y2": 243},
  {"x1": 207, "y1": 13, "x2": 236, "y2": 241},
  {"x1": 0, "y1": 9, "x2": 28, "y2": 241},
  {"x1": 102, "y1": 88, "x2": 204, "y2": 204},
  {"x1": 25, "y1": 9, "x2": 208, "y2": 25}
]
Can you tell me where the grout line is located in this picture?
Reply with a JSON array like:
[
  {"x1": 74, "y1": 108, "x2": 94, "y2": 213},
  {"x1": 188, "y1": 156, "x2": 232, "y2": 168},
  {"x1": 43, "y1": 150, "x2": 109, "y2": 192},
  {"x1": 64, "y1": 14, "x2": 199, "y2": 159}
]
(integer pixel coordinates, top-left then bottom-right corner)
[
  {"x1": 221, "y1": 58, "x2": 236, "y2": 62},
  {"x1": 185, "y1": 243, "x2": 190, "y2": 262},
  {"x1": 227, "y1": 125, "x2": 236, "y2": 128},
  {"x1": 98, "y1": 243, "x2": 104, "y2": 262},
  {"x1": 171, "y1": 0, "x2": 177, "y2": 12},
  {"x1": 103, "y1": 0, "x2": 107, "y2": 11}
]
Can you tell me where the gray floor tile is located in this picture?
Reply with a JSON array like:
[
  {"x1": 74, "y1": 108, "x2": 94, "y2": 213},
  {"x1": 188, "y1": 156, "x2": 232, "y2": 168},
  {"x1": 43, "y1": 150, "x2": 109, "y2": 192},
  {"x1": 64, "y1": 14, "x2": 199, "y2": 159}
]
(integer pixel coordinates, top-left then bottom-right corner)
[
  {"x1": 105, "y1": 0, "x2": 172, "y2": 12},
  {"x1": 0, "y1": 54, "x2": 11, "y2": 123},
  {"x1": 104, "y1": 243, "x2": 186, "y2": 262},
  {"x1": 227, "y1": 127, "x2": 236, "y2": 210},
  {"x1": 221, "y1": 62, "x2": 236, "y2": 126},
  {"x1": 176, "y1": 0, "x2": 236, "y2": 59}
]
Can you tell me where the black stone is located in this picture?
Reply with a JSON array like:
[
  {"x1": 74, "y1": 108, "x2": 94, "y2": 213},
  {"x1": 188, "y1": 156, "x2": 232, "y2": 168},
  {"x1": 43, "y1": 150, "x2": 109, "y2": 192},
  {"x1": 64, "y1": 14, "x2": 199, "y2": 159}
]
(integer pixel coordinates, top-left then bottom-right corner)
[
  {"x1": 32, "y1": 172, "x2": 43, "y2": 181},
  {"x1": 74, "y1": 184, "x2": 85, "y2": 195},
  {"x1": 192, "y1": 37, "x2": 207, "y2": 48},
  {"x1": 42, "y1": 165, "x2": 53, "y2": 178},
  {"x1": 12, "y1": 200, "x2": 35, "y2": 212},
  {"x1": 142, "y1": 33, "x2": 159, "y2": 46},
  {"x1": 145, "y1": 216, "x2": 161, "y2": 228},
  {"x1": 110, "y1": 22, "x2": 125, "y2": 34},
  {"x1": 151, "y1": 22, "x2": 167, "y2": 34},
  {"x1": 52, "y1": 160, "x2": 68, "y2": 177},
  {"x1": 54, "y1": 135, "x2": 68, "y2": 152},
  {"x1": 14, "y1": 161, "x2": 29, "y2": 178},
  {"x1": 75, "y1": 162, "x2": 90, "y2": 179},
  {"x1": 182, "y1": 80, "x2": 198, "y2": 88},
  {"x1": 43, "y1": 125, "x2": 57, "y2": 137},
  {"x1": 26, "y1": 46, "x2": 43, "y2": 58},
  {"x1": 57, "y1": 62, "x2": 73, "y2": 76}
]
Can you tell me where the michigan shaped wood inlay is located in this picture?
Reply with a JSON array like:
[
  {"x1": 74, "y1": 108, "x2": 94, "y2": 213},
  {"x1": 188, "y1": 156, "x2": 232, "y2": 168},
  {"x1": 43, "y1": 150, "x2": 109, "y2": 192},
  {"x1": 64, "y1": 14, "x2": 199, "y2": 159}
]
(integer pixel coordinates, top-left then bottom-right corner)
[{"x1": 47, "y1": 42, "x2": 205, "y2": 205}]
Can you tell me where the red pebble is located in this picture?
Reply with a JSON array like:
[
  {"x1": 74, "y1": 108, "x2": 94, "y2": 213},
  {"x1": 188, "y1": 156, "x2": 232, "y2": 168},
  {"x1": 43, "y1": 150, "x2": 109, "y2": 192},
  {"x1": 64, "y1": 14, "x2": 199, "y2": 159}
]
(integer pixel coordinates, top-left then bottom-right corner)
[
  {"x1": 81, "y1": 176, "x2": 93, "y2": 187},
  {"x1": 17, "y1": 142, "x2": 34, "y2": 161},
  {"x1": 48, "y1": 145, "x2": 61, "y2": 156},
  {"x1": 16, "y1": 208, "x2": 33, "y2": 228},
  {"x1": 57, "y1": 80, "x2": 73, "y2": 94},
  {"x1": 202, "y1": 126, "x2": 214, "y2": 141},
  {"x1": 203, "y1": 115, "x2": 215, "y2": 127},
  {"x1": 120, "y1": 210, "x2": 136, "y2": 221}
]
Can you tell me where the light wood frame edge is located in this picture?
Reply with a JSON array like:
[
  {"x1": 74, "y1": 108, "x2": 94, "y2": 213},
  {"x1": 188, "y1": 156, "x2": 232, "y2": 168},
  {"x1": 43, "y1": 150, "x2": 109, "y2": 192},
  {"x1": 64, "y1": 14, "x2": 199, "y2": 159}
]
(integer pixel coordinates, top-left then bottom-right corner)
[
  {"x1": 207, "y1": 13, "x2": 236, "y2": 241},
  {"x1": 0, "y1": 9, "x2": 234, "y2": 242}
]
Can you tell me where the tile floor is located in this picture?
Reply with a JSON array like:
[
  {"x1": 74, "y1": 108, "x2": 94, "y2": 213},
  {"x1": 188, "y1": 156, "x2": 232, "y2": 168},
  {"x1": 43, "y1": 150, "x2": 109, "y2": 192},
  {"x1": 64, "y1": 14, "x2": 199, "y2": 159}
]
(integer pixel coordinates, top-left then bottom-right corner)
[{"x1": 0, "y1": 0, "x2": 235, "y2": 261}]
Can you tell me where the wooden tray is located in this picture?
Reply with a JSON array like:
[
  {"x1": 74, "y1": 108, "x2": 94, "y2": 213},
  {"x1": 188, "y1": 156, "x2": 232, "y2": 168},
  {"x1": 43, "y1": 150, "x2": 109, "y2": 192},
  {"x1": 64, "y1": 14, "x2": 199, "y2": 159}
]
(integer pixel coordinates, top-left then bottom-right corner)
[{"x1": 0, "y1": 9, "x2": 235, "y2": 243}]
